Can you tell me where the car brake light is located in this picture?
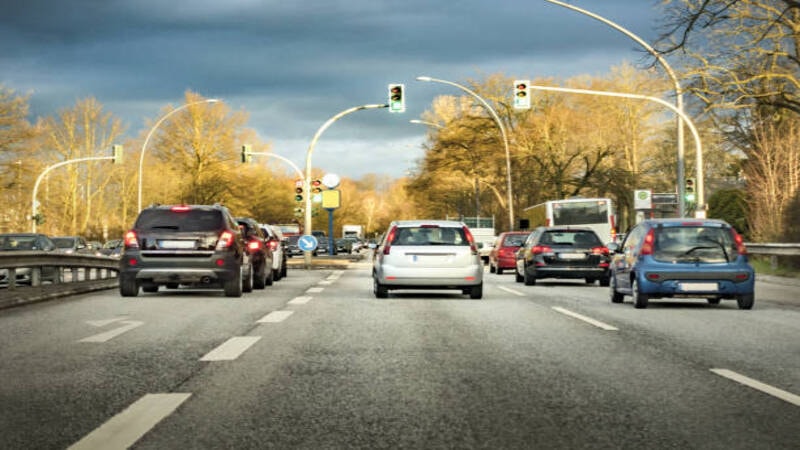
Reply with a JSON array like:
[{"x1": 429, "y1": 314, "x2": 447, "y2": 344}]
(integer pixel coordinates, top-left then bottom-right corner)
[
  {"x1": 730, "y1": 228, "x2": 747, "y2": 255},
  {"x1": 124, "y1": 231, "x2": 139, "y2": 248},
  {"x1": 268, "y1": 240, "x2": 279, "y2": 251},
  {"x1": 462, "y1": 226, "x2": 478, "y2": 255},
  {"x1": 171, "y1": 205, "x2": 191, "y2": 212},
  {"x1": 532, "y1": 245, "x2": 552, "y2": 254},
  {"x1": 216, "y1": 230, "x2": 235, "y2": 249},
  {"x1": 640, "y1": 229, "x2": 656, "y2": 255},
  {"x1": 247, "y1": 240, "x2": 262, "y2": 251},
  {"x1": 383, "y1": 226, "x2": 398, "y2": 255},
  {"x1": 591, "y1": 246, "x2": 609, "y2": 256}
]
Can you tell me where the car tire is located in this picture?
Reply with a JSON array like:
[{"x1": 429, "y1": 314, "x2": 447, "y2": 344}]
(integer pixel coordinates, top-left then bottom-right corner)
[
  {"x1": 489, "y1": 264, "x2": 496, "y2": 274},
  {"x1": 496, "y1": 267, "x2": 503, "y2": 275},
  {"x1": 242, "y1": 264, "x2": 253, "y2": 293},
  {"x1": 469, "y1": 283, "x2": 483, "y2": 299},
  {"x1": 373, "y1": 277, "x2": 388, "y2": 298},
  {"x1": 632, "y1": 278, "x2": 649, "y2": 309},
  {"x1": 515, "y1": 269, "x2": 523, "y2": 283},
  {"x1": 609, "y1": 275, "x2": 623, "y2": 303},
  {"x1": 280, "y1": 259, "x2": 287, "y2": 278},
  {"x1": 224, "y1": 266, "x2": 243, "y2": 297},
  {"x1": 264, "y1": 264, "x2": 274, "y2": 286},
  {"x1": 253, "y1": 262, "x2": 266, "y2": 289},
  {"x1": 119, "y1": 274, "x2": 139, "y2": 297},
  {"x1": 599, "y1": 276, "x2": 610, "y2": 287},
  {"x1": 524, "y1": 266, "x2": 536, "y2": 286},
  {"x1": 736, "y1": 293, "x2": 754, "y2": 310}
]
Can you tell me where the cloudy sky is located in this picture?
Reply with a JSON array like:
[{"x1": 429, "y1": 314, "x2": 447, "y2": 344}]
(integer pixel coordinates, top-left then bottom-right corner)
[{"x1": 1, "y1": 0, "x2": 663, "y2": 179}]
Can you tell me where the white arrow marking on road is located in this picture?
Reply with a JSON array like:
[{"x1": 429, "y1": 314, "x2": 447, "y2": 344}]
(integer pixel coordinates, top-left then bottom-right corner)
[
  {"x1": 79, "y1": 320, "x2": 145, "y2": 343},
  {"x1": 257, "y1": 310, "x2": 294, "y2": 323},
  {"x1": 711, "y1": 368, "x2": 800, "y2": 407},
  {"x1": 551, "y1": 307, "x2": 618, "y2": 331},
  {"x1": 68, "y1": 393, "x2": 192, "y2": 450}
]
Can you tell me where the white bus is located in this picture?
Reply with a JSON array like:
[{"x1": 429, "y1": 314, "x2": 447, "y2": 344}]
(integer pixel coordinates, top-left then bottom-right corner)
[{"x1": 521, "y1": 197, "x2": 617, "y2": 243}]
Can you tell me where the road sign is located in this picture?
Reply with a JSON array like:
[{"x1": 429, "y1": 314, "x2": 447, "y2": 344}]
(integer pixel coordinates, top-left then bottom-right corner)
[{"x1": 297, "y1": 235, "x2": 318, "y2": 252}]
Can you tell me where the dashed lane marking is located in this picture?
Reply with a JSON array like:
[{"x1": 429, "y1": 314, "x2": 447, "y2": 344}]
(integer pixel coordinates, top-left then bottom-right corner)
[
  {"x1": 288, "y1": 296, "x2": 312, "y2": 305},
  {"x1": 711, "y1": 368, "x2": 800, "y2": 407},
  {"x1": 257, "y1": 310, "x2": 294, "y2": 323},
  {"x1": 497, "y1": 286, "x2": 525, "y2": 296},
  {"x1": 307, "y1": 287, "x2": 324, "y2": 293},
  {"x1": 68, "y1": 393, "x2": 191, "y2": 450},
  {"x1": 552, "y1": 307, "x2": 619, "y2": 331},
  {"x1": 200, "y1": 336, "x2": 261, "y2": 361}
]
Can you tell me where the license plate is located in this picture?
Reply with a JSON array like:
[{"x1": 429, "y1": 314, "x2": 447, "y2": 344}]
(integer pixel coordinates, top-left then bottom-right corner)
[
  {"x1": 159, "y1": 240, "x2": 196, "y2": 249},
  {"x1": 558, "y1": 252, "x2": 586, "y2": 260},
  {"x1": 679, "y1": 282, "x2": 718, "y2": 292}
]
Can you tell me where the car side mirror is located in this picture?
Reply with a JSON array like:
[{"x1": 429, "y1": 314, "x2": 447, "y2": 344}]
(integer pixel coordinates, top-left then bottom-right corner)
[{"x1": 606, "y1": 242, "x2": 621, "y2": 253}]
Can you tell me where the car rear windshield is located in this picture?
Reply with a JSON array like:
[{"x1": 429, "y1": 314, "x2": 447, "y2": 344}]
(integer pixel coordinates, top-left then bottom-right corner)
[
  {"x1": 540, "y1": 230, "x2": 603, "y2": 247},
  {"x1": 391, "y1": 226, "x2": 469, "y2": 246},
  {"x1": 0, "y1": 236, "x2": 38, "y2": 250},
  {"x1": 51, "y1": 237, "x2": 76, "y2": 248},
  {"x1": 135, "y1": 210, "x2": 224, "y2": 232},
  {"x1": 654, "y1": 225, "x2": 737, "y2": 263},
  {"x1": 503, "y1": 234, "x2": 528, "y2": 246}
]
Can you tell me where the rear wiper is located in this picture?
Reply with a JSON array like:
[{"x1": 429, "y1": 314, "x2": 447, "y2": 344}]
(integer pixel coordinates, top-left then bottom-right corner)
[
  {"x1": 148, "y1": 225, "x2": 180, "y2": 230},
  {"x1": 684, "y1": 244, "x2": 730, "y2": 262}
]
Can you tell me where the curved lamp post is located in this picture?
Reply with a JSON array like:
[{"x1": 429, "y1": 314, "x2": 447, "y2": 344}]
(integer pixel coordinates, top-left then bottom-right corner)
[
  {"x1": 544, "y1": 0, "x2": 696, "y2": 216},
  {"x1": 416, "y1": 76, "x2": 515, "y2": 230},
  {"x1": 409, "y1": 119, "x2": 444, "y2": 129},
  {"x1": 137, "y1": 98, "x2": 219, "y2": 212}
]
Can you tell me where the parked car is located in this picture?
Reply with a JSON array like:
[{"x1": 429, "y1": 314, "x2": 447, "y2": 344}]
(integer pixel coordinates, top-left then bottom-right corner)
[
  {"x1": 51, "y1": 236, "x2": 93, "y2": 255},
  {"x1": 608, "y1": 218, "x2": 755, "y2": 309},
  {"x1": 489, "y1": 231, "x2": 530, "y2": 274},
  {"x1": 515, "y1": 226, "x2": 610, "y2": 286},
  {"x1": 235, "y1": 217, "x2": 274, "y2": 289},
  {"x1": 286, "y1": 235, "x2": 303, "y2": 257},
  {"x1": 0, "y1": 233, "x2": 59, "y2": 285},
  {"x1": 372, "y1": 220, "x2": 483, "y2": 299},
  {"x1": 261, "y1": 224, "x2": 287, "y2": 280},
  {"x1": 119, "y1": 204, "x2": 253, "y2": 297},
  {"x1": 99, "y1": 239, "x2": 123, "y2": 258}
]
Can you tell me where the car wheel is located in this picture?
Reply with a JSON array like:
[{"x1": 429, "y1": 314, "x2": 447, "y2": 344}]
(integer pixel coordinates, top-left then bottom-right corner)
[
  {"x1": 706, "y1": 297, "x2": 721, "y2": 305},
  {"x1": 609, "y1": 275, "x2": 623, "y2": 303},
  {"x1": 253, "y1": 262, "x2": 266, "y2": 289},
  {"x1": 489, "y1": 264, "x2": 496, "y2": 274},
  {"x1": 119, "y1": 274, "x2": 139, "y2": 297},
  {"x1": 242, "y1": 264, "x2": 253, "y2": 293},
  {"x1": 496, "y1": 267, "x2": 504, "y2": 275},
  {"x1": 736, "y1": 293, "x2": 754, "y2": 310},
  {"x1": 224, "y1": 266, "x2": 243, "y2": 297},
  {"x1": 280, "y1": 259, "x2": 288, "y2": 278},
  {"x1": 515, "y1": 268, "x2": 523, "y2": 283},
  {"x1": 469, "y1": 283, "x2": 483, "y2": 299},
  {"x1": 373, "y1": 277, "x2": 388, "y2": 298},
  {"x1": 524, "y1": 266, "x2": 536, "y2": 286},
  {"x1": 632, "y1": 278, "x2": 649, "y2": 309},
  {"x1": 264, "y1": 263, "x2": 274, "y2": 286},
  {"x1": 599, "y1": 276, "x2": 610, "y2": 287}
]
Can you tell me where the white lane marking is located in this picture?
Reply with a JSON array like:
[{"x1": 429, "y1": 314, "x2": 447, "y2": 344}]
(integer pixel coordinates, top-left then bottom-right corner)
[
  {"x1": 257, "y1": 310, "x2": 294, "y2": 323},
  {"x1": 551, "y1": 307, "x2": 619, "y2": 331},
  {"x1": 307, "y1": 287, "x2": 324, "y2": 293},
  {"x1": 68, "y1": 393, "x2": 191, "y2": 450},
  {"x1": 318, "y1": 280, "x2": 333, "y2": 285},
  {"x1": 86, "y1": 317, "x2": 127, "y2": 327},
  {"x1": 79, "y1": 321, "x2": 145, "y2": 343},
  {"x1": 497, "y1": 286, "x2": 525, "y2": 296},
  {"x1": 288, "y1": 296, "x2": 312, "y2": 305},
  {"x1": 711, "y1": 368, "x2": 800, "y2": 407},
  {"x1": 200, "y1": 336, "x2": 261, "y2": 361}
]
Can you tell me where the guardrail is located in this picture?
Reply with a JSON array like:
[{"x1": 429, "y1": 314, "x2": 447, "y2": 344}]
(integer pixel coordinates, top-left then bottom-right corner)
[
  {"x1": 0, "y1": 252, "x2": 119, "y2": 309},
  {"x1": 746, "y1": 243, "x2": 800, "y2": 271}
]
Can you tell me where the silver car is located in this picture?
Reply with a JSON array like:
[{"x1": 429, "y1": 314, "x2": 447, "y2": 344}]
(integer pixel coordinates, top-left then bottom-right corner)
[{"x1": 372, "y1": 220, "x2": 484, "y2": 299}]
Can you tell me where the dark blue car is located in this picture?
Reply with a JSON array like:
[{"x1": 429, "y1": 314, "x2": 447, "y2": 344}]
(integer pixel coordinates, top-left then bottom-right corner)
[{"x1": 608, "y1": 218, "x2": 755, "y2": 309}]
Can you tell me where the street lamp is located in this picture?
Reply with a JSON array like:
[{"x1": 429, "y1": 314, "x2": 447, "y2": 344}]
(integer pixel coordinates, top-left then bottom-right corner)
[
  {"x1": 544, "y1": 0, "x2": 697, "y2": 216},
  {"x1": 137, "y1": 98, "x2": 219, "y2": 212},
  {"x1": 409, "y1": 119, "x2": 444, "y2": 129},
  {"x1": 416, "y1": 76, "x2": 515, "y2": 231}
]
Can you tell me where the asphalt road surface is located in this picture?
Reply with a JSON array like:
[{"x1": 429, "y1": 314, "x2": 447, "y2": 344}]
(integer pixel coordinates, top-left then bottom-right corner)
[{"x1": 1, "y1": 263, "x2": 798, "y2": 449}]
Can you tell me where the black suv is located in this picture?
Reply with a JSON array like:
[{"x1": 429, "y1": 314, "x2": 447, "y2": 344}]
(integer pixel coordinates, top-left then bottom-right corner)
[
  {"x1": 119, "y1": 204, "x2": 253, "y2": 297},
  {"x1": 235, "y1": 217, "x2": 274, "y2": 289}
]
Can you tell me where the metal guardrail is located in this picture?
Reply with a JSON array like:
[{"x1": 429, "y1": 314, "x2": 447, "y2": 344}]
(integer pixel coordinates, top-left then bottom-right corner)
[
  {"x1": 0, "y1": 252, "x2": 119, "y2": 309},
  {"x1": 745, "y1": 243, "x2": 800, "y2": 256}
]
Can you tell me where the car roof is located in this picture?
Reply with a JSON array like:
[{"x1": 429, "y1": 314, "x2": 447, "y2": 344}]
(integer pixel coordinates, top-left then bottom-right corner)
[
  {"x1": 540, "y1": 226, "x2": 596, "y2": 232},
  {"x1": 391, "y1": 220, "x2": 466, "y2": 228},
  {"x1": 642, "y1": 218, "x2": 730, "y2": 227}
]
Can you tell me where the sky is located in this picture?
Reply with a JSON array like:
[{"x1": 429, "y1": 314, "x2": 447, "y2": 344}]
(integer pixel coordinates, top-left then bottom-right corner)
[{"x1": 1, "y1": 0, "x2": 664, "y2": 180}]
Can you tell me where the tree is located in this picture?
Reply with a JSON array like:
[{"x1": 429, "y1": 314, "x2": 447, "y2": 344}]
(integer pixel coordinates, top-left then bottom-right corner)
[{"x1": 0, "y1": 86, "x2": 37, "y2": 232}]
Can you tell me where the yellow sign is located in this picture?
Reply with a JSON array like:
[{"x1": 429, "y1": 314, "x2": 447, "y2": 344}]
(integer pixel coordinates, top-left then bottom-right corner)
[{"x1": 321, "y1": 189, "x2": 341, "y2": 209}]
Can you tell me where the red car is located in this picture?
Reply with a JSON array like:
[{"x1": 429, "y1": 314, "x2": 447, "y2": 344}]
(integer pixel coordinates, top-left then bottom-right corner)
[{"x1": 489, "y1": 231, "x2": 530, "y2": 274}]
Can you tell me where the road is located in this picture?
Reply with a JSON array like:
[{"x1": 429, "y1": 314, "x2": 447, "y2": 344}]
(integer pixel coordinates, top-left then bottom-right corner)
[{"x1": 0, "y1": 262, "x2": 798, "y2": 449}]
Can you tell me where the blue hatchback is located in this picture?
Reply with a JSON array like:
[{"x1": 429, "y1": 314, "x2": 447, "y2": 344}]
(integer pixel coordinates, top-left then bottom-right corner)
[{"x1": 608, "y1": 218, "x2": 755, "y2": 309}]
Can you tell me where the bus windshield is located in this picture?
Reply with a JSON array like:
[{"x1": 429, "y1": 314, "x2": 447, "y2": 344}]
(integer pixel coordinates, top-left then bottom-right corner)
[{"x1": 552, "y1": 200, "x2": 609, "y2": 226}]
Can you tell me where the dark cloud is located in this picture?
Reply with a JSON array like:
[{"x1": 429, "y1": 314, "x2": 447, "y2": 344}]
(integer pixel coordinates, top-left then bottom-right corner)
[{"x1": 1, "y1": 0, "x2": 664, "y2": 177}]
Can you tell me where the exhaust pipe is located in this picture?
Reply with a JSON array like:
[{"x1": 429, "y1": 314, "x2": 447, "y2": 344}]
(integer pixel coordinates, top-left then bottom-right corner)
[{"x1": 200, "y1": 276, "x2": 212, "y2": 284}]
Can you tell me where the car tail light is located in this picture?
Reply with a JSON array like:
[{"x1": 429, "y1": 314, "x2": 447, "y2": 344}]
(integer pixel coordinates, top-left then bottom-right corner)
[
  {"x1": 463, "y1": 226, "x2": 478, "y2": 255},
  {"x1": 268, "y1": 239, "x2": 279, "y2": 252},
  {"x1": 171, "y1": 205, "x2": 191, "y2": 212},
  {"x1": 730, "y1": 228, "x2": 747, "y2": 255},
  {"x1": 383, "y1": 226, "x2": 398, "y2": 255},
  {"x1": 216, "y1": 230, "x2": 235, "y2": 250},
  {"x1": 531, "y1": 245, "x2": 552, "y2": 254},
  {"x1": 124, "y1": 231, "x2": 139, "y2": 249},
  {"x1": 590, "y1": 246, "x2": 609, "y2": 256},
  {"x1": 640, "y1": 229, "x2": 656, "y2": 255},
  {"x1": 247, "y1": 240, "x2": 262, "y2": 251}
]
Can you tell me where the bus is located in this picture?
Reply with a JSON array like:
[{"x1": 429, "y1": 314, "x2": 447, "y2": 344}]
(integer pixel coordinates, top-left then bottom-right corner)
[{"x1": 521, "y1": 197, "x2": 617, "y2": 243}]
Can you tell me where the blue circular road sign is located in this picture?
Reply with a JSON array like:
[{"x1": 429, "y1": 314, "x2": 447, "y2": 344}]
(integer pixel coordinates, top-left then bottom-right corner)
[{"x1": 297, "y1": 235, "x2": 318, "y2": 252}]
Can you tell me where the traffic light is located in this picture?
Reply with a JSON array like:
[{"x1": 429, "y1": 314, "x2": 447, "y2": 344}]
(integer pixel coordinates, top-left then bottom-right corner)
[
  {"x1": 388, "y1": 83, "x2": 405, "y2": 113},
  {"x1": 685, "y1": 177, "x2": 696, "y2": 202},
  {"x1": 241, "y1": 145, "x2": 252, "y2": 163},
  {"x1": 311, "y1": 179, "x2": 323, "y2": 194},
  {"x1": 294, "y1": 185, "x2": 303, "y2": 202},
  {"x1": 513, "y1": 80, "x2": 530, "y2": 110},
  {"x1": 111, "y1": 144, "x2": 123, "y2": 164}
]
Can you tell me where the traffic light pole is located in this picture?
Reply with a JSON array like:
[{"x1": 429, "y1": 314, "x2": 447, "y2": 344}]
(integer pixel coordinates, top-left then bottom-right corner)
[{"x1": 303, "y1": 103, "x2": 389, "y2": 269}]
